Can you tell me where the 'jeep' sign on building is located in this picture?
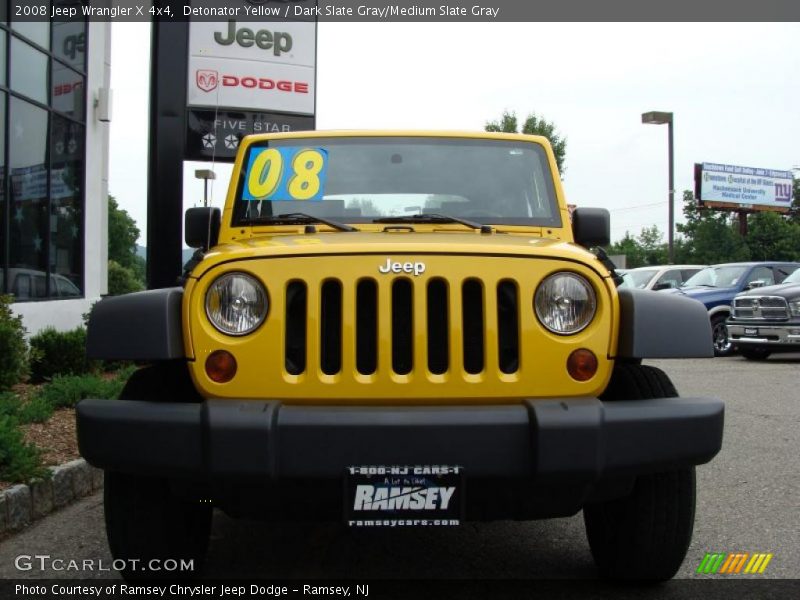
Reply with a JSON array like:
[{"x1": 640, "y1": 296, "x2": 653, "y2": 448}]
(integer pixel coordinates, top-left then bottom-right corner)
[
  {"x1": 185, "y1": 18, "x2": 316, "y2": 160},
  {"x1": 187, "y1": 19, "x2": 316, "y2": 113}
]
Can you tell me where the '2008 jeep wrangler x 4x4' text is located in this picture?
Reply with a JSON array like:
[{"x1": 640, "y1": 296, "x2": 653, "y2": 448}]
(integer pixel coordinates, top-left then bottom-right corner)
[{"x1": 77, "y1": 132, "x2": 723, "y2": 580}]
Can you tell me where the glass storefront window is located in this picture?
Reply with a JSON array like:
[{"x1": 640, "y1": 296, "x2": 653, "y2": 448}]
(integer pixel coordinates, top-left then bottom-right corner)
[
  {"x1": 51, "y1": 61, "x2": 85, "y2": 120},
  {"x1": 0, "y1": 94, "x2": 5, "y2": 292},
  {"x1": 2, "y1": 18, "x2": 87, "y2": 300},
  {"x1": 0, "y1": 30, "x2": 6, "y2": 86},
  {"x1": 52, "y1": 19, "x2": 87, "y2": 71},
  {"x1": 49, "y1": 116, "x2": 83, "y2": 297},
  {"x1": 10, "y1": 5, "x2": 51, "y2": 48},
  {"x1": 10, "y1": 38, "x2": 49, "y2": 105},
  {"x1": 8, "y1": 99, "x2": 49, "y2": 299}
]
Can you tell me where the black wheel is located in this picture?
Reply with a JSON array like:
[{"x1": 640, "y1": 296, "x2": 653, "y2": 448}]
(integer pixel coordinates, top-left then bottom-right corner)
[
  {"x1": 105, "y1": 471, "x2": 211, "y2": 580},
  {"x1": 711, "y1": 314, "x2": 734, "y2": 357},
  {"x1": 105, "y1": 363, "x2": 210, "y2": 580},
  {"x1": 584, "y1": 364, "x2": 696, "y2": 581},
  {"x1": 740, "y1": 347, "x2": 771, "y2": 361}
]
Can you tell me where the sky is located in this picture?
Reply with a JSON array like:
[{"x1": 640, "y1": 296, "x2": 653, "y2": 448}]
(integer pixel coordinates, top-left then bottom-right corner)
[{"x1": 109, "y1": 22, "x2": 800, "y2": 246}]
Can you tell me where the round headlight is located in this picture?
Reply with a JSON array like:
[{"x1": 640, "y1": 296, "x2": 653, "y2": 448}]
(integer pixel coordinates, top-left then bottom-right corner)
[
  {"x1": 205, "y1": 273, "x2": 268, "y2": 336},
  {"x1": 534, "y1": 272, "x2": 597, "y2": 335}
]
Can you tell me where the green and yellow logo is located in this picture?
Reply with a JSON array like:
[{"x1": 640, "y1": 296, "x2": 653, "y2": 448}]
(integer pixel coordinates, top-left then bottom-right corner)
[{"x1": 696, "y1": 552, "x2": 773, "y2": 575}]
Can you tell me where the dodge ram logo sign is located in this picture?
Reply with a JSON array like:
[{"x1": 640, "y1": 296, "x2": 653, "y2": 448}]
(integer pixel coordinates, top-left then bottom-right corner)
[
  {"x1": 194, "y1": 70, "x2": 308, "y2": 95},
  {"x1": 196, "y1": 70, "x2": 218, "y2": 93}
]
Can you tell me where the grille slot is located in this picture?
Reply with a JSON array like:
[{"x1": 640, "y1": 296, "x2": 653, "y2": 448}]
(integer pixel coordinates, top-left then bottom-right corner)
[
  {"x1": 391, "y1": 279, "x2": 414, "y2": 375},
  {"x1": 497, "y1": 280, "x2": 520, "y2": 374},
  {"x1": 356, "y1": 279, "x2": 378, "y2": 375},
  {"x1": 320, "y1": 280, "x2": 342, "y2": 375},
  {"x1": 285, "y1": 281, "x2": 307, "y2": 375},
  {"x1": 462, "y1": 279, "x2": 485, "y2": 374},
  {"x1": 427, "y1": 278, "x2": 449, "y2": 374}
]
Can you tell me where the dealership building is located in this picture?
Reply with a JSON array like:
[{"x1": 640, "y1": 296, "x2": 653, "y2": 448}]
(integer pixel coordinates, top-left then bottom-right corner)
[
  {"x1": 1, "y1": 14, "x2": 111, "y2": 334},
  {"x1": 1, "y1": 12, "x2": 315, "y2": 335}
]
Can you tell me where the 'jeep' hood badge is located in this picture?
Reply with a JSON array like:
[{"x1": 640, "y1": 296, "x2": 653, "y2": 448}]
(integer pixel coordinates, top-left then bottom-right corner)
[{"x1": 379, "y1": 258, "x2": 426, "y2": 276}]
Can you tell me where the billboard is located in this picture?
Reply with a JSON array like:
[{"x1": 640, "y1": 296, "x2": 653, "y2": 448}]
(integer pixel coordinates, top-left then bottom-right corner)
[
  {"x1": 187, "y1": 19, "x2": 316, "y2": 113},
  {"x1": 696, "y1": 162, "x2": 793, "y2": 212},
  {"x1": 185, "y1": 18, "x2": 316, "y2": 161}
]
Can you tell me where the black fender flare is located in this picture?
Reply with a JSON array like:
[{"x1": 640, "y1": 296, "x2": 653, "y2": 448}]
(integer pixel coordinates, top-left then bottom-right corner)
[
  {"x1": 87, "y1": 288, "x2": 185, "y2": 361},
  {"x1": 616, "y1": 288, "x2": 713, "y2": 359}
]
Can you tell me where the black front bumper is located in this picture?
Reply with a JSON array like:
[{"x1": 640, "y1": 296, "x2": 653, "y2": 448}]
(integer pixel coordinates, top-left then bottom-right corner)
[{"x1": 76, "y1": 397, "x2": 723, "y2": 483}]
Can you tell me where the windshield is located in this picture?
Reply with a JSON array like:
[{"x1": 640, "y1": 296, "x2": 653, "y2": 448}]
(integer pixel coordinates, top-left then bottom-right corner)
[
  {"x1": 682, "y1": 266, "x2": 748, "y2": 288},
  {"x1": 784, "y1": 268, "x2": 800, "y2": 284},
  {"x1": 233, "y1": 136, "x2": 560, "y2": 227},
  {"x1": 619, "y1": 269, "x2": 659, "y2": 289}
]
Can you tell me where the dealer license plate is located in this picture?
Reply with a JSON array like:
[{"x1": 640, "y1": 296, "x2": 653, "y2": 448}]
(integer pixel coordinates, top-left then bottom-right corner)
[
  {"x1": 744, "y1": 328, "x2": 759, "y2": 336},
  {"x1": 345, "y1": 465, "x2": 463, "y2": 527}
]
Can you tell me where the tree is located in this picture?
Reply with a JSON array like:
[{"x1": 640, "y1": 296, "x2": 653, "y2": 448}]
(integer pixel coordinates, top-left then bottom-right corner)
[
  {"x1": 790, "y1": 176, "x2": 800, "y2": 223},
  {"x1": 607, "y1": 232, "x2": 645, "y2": 268},
  {"x1": 676, "y1": 191, "x2": 750, "y2": 264},
  {"x1": 485, "y1": 110, "x2": 567, "y2": 174},
  {"x1": 107, "y1": 260, "x2": 144, "y2": 295},
  {"x1": 606, "y1": 226, "x2": 668, "y2": 268},
  {"x1": 746, "y1": 211, "x2": 800, "y2": 261},
  {"x1": 107, "y1": 195, "x2": 146, "y2": 292},
  {"x1": 637, "y1": 225, "x2": 668, "y2": 265},
  {"x1": 0, "y1": 295, "x2": 28, "y2": 390},
  {"x1": 108, "y1": 195, "x2": 140, "y2": 269},
  {"x1": 606, "y1": 188, "x2": 800, "y2": 267}
]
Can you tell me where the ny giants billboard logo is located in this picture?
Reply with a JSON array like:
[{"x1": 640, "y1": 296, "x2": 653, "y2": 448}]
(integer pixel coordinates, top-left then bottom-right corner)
[
  {"x1": 774, "y1": 183, "x2": 792, "y2": 203},
  {"x1": 195, "y1": 70, "x2": 308, "y2": 94},
  {"x1": 196, "y1": 70, "x2": 219, "y2": 92}
]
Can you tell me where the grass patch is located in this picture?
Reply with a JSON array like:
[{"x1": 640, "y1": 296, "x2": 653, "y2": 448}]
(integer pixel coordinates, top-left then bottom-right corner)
[
  {"x1": 17, "y1": 395, "x2": 55, "y2": 424},
  {"x1": 0, "y1": 367, "x2": 137, "y2": 484},
  {"x1": 0, "y1": 415, "x2": 48, "y2": 482},
  {"x1": 0, "y1": 392, "x2": 22, "y2": 418},
  {"x1": 35, "y1": 373, "x2": 127, "y2": 410}
]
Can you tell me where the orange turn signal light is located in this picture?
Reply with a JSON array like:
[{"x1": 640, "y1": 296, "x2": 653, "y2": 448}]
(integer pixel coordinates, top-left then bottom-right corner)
[
  {"x1": 567, "y1": 348, "x2": 597, "y2": 382},
  {"x1": 206, "y1": 350, "x2": 237, "y2": 383}
]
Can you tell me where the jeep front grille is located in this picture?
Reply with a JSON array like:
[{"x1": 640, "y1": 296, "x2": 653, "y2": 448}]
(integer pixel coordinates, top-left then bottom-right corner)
[
  {"x1": 733, "y1": 296, "x2": 789, "y2": 320},
  {"x1": 283, "y1": 276, "x2": 521, "y2": 378},
  {"x1": 190, "y1": 255, "x2": 615, "y2": 402}
]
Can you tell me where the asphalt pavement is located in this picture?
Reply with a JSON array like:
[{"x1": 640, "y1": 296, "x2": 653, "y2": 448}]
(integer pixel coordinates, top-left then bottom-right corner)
[{"x1": 1, "y1": 355, "x2": 798, "y2": 586}]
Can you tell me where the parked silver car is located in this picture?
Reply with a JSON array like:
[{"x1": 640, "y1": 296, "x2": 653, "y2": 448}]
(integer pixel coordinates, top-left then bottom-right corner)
[{"x1": 619, "y1": 265, "x2": 706, "y2": 291}]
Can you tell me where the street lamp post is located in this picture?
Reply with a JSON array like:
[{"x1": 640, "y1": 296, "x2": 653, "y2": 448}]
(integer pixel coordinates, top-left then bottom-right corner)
[
  {"x1": 642, "y1": 111, "x2": 675, "y2": 263},
  {"x1": 195, "y1": 169, "x2": 217, "y2": 207}
]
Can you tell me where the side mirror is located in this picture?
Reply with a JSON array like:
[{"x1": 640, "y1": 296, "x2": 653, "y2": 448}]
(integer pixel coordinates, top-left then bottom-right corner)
[
  {"x1": 185, "y1": 207, "x2": 221, "y2": 250},
  {"x1": 745, "y1": 280, "x2": 766, "y2": 290},
  {"x1": 652, "y1": 281, "x2": 673, "y2": 291},
  {"x1": 572, "y1": 207, "x2": 610, "y2": 247}
]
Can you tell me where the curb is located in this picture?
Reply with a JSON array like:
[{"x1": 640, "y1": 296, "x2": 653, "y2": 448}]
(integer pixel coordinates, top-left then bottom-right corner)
[{"x1": 0, "y1": 459, "x2": 103, "y2": 535}]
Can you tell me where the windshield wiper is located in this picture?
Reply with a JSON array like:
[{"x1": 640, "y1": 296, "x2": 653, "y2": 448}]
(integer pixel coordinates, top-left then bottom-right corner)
[
  {"x1": 373, "y1": 213, "x2": 493, "y2": 234},
  {"x1": 250, "y1": 213, "x2": 358, "y2": 233}
]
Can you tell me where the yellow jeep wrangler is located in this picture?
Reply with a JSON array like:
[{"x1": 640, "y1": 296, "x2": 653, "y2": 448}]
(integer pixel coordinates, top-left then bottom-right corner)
[{"x1": 77, "y1": 131, "x2": 723, "y2": 580}]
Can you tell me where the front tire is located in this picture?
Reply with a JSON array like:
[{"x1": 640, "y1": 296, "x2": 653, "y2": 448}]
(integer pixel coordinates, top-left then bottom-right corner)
[
  {"x1": 105, "y1": 363, "x2": 210, "y2": 580},
  {"x1": 105, "y1": 471, "x2": 212, "y2": 580},
  {"x1": 584, "y1": 364, "x2": 696, "y2": 581},
  {"x1": 711, "y1": 314, "x2": 734, "y2": 357}
]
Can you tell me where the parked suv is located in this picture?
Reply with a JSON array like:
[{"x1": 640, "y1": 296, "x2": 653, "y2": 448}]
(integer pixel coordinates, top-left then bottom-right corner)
[
  {"x1": 76, "y1": 131, "x2": 723, "y2": 581},
  {"x1": 727, "y1": 266, "x2": 800, "y2": 360},
  {"x1": 677, "y1": 262, "x2": 800, "y2": 356}
]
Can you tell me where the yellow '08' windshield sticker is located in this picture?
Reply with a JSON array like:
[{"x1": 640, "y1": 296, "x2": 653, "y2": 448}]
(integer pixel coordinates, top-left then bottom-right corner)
[{"x1": 243, "y1": 147, "x2": 328, "y2": 201}]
